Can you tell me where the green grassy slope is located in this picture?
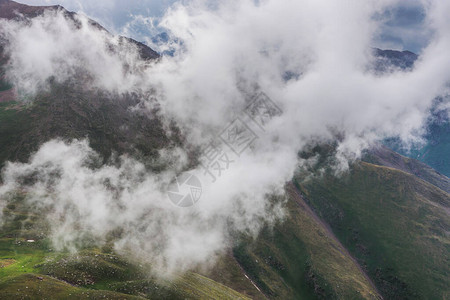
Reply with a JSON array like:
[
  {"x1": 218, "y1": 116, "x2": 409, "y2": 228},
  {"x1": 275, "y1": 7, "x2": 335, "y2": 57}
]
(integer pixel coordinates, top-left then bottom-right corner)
[
  {"x1": 0, "y1": 102, "x2": 33, "y2": 167},
  {"x1": 215, "y1": 185, "x2": 381, "y2": 300},
  {"x1": 0, "y1": 240, "x2": 251, "y2": 299},
  {"x1": 0, "y1": 194, "x2": 250, "y2": 299},
  {"x1": 0, "y1": 184, "x2": 382, "y2": 300},
  {"x1": 365, "y1": 145, "x2": 450, "y2": 193},
  {"x1": 296, "y1": 162, "x2": 450, "y2": 299},
  {"x1": 0, "y1": 274, "x2": 145, "y2": 300},
  {"x1": 201, "y1": 252, "x2": 268, "y2": 299},
  {"x1": 0, "y1": 82, "x2": 183, "y2": 172}
]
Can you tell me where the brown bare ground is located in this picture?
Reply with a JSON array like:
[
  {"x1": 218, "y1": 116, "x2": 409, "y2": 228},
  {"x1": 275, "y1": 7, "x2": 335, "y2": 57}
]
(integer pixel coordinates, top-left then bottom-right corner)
[
  {"x1": 0, "y1": 88, "x2": 16, "y2": 103},
  {"x1": 0, "y1": 258, "x2": 16, "y2": 268}
]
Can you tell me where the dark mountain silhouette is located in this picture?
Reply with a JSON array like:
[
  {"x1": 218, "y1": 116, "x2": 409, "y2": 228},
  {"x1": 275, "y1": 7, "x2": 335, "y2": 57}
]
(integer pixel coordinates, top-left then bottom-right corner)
[{"x1": 373, "y1": 48, "x2": 418, "y2": 71}]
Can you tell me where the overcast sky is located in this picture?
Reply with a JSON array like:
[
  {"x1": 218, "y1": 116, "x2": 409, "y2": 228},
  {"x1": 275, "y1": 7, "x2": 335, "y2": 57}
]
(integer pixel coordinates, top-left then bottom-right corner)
[{"x1": 17, "y1": 0, "x2": 429, "y2": 53}]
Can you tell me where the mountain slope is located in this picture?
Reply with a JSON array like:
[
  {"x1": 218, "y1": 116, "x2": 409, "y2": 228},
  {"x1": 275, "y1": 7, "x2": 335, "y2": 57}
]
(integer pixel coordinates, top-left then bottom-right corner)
[
  {"x1": 295, "y1": 160, "x2": 450, "y2": 299},
  {"x1": 0, "y1": 156, "x2": 383, "y2": 300},
  {"x1": 387, "y1": 113, "x2": 450, "y2": 178},
  {"x1": 0, "y1": 83, "x2": 178, "y2": 172},
  {"x1": 0, "y1": 0, "x2": 159, "y2": 60},
  {"x1": 374, "y1": 48, "x2": 450, "y2": 178},
  {"x1": 0, "y1": 197, "x2": 251, "y2": 300},
  {"x1": 0, "y1": 0, "x2": 167, "y2": 171},
  {"x1": 365, "y1": 145, "x2": 450, "y2": 193},
  {"x1": 226, "y1": 184, "x2": 381, "y2": 299}
]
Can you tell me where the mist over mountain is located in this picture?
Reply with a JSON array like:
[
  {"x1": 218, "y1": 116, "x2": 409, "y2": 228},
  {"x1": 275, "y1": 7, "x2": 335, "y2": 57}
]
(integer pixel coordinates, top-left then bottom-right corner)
[
  {"x1": 386, "y1": 96, "x2": 450, "y2": 177},
  {"x1": 372, "y1": 47, "x2": 450, "y2": 177},
  {"x1": 0, "y1": 0, "x2": 448, "y2": 299}
]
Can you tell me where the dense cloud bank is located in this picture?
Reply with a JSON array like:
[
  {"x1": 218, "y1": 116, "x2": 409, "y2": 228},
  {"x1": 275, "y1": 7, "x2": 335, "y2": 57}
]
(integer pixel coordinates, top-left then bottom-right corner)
[{"x1": 1, "y1": 0, "x2": 449, "y2": 276}]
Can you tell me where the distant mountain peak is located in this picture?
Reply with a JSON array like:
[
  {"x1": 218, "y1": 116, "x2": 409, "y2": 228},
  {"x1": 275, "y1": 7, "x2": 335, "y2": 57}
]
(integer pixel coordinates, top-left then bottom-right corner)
[
  {"x1": 0, "y1": 0, "x2": 159, "y2": 60},
  {"x1": 372, "y1": 47, "x2": 418, "y2": 72}
]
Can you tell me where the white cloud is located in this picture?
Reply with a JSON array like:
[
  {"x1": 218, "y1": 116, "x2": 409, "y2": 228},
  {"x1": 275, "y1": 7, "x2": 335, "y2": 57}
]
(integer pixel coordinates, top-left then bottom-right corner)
[
  {"x1": 0, "y1": 10, "x2": 152, "y2": 95},
  {"x1": 148, "y1": 0, "x2": 449, "y2": 150},
  {"x1": 0, "y1": 139, "x2": 286, "y2": 276},
  {"x1": 17, "y1": 0, "x2": 178, "y2": 37}
]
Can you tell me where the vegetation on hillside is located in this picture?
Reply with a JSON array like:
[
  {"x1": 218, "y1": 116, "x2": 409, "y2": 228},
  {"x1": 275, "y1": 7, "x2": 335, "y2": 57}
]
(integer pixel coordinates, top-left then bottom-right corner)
[{"x1": 296, "y1": 161, "x2": 450, "y2": 299}]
